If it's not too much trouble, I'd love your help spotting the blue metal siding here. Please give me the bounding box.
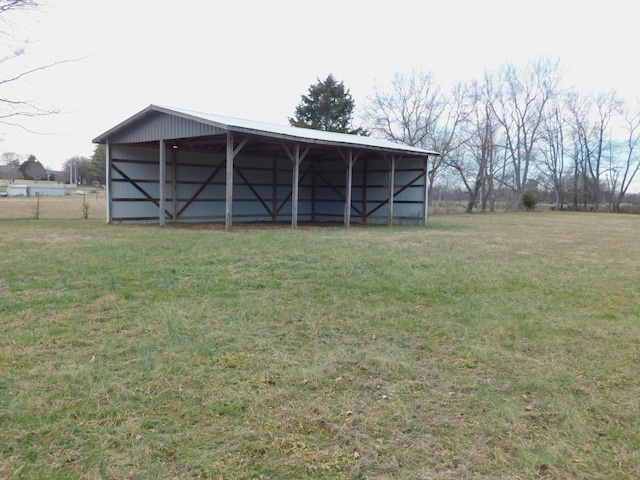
[109,111,224,144]
[108,143,427,225]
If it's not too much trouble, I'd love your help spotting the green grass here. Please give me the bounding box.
[1,213,639,479]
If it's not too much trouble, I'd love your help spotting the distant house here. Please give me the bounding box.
[7,184,28,197]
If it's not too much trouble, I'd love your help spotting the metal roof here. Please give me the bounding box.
[93,105,439,157]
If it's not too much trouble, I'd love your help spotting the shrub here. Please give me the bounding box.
[523,191,537,211]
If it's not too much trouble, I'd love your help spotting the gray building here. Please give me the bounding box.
[27,184,66,196]
[93,105,439,230]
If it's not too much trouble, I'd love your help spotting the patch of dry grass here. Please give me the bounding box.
[0,192,105,220]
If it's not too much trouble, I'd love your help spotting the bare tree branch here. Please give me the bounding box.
[0,1,80,136]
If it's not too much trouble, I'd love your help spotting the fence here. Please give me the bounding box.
[3,195,636,222]
[0,191,106,220]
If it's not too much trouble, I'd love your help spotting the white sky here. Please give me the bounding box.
[1,0,637,171]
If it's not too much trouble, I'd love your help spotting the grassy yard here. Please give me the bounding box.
[0,213,638,479]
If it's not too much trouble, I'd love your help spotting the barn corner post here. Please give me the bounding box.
[423,155,430,226]
[159,139,166,227]
[105,140,112,224]
[225,132,234,232]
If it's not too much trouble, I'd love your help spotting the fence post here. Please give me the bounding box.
[82,193,89,219]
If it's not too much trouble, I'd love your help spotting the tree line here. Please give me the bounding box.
[0,146,105,185]
[2,17,638,214]
[366,60,640,213]
[293,63,640,213]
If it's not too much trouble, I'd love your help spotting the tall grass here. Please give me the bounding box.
[1,213,638,479]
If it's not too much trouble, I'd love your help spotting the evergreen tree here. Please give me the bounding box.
[19,155,46,181]
[89,144,106,185]
[289,74,368,135]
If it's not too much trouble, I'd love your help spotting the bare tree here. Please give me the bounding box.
[433,80,474,183]
[565,91,592,210]
[364,70,445,188]
[365,70,442,147]
[0,0,69,131]
[537,97,567,210]
[1,150,22,164]
[608,101,640,212]
[364,70,471,195]
[446,80,498,212]
[486,57,563,210]
[565,90,623,211]
[0,150,23,182]
[588,90,622,211]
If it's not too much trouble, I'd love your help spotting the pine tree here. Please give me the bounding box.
[89,144,106,185]
[289,74,368,135]
[19,155,47,181]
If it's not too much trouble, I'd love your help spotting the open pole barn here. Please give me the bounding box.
[93,105,439,230]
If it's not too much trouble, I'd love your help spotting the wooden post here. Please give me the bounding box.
[106,140,112,224]
[225,133,234,231]
[311,161,316,222]
[388,155,395,226]
[172,146,178,222]
[362,158,368,224]
[423,156,430,226]
[272,156,278,221]
[292,143,300,230]
[159,139,166,227]
[345,151,353,228]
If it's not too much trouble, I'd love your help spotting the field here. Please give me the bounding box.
[0,190,106,220]
[1,213,638,479]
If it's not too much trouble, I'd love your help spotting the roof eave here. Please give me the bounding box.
[92,104,232,144]
[92,105,155,144]
[226,125,439,156]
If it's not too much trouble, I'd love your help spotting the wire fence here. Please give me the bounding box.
[2,194,636,222]
[0,192,106,220]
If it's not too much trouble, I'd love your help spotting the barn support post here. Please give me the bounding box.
[362,158,368,223]
[159,139,166,227]
[225,133,235,231]
[423,156,430,226]
[172,147,178,222]
[272,157,278,221]
[344,150,353,228]
[311,161,317,222]
[106,140,111,224]
[388,155,396,226]
[292,143,300,230]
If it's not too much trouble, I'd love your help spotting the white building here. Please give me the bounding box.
[7,184,28,197]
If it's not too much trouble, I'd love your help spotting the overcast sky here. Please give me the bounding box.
[1,0,637,171]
